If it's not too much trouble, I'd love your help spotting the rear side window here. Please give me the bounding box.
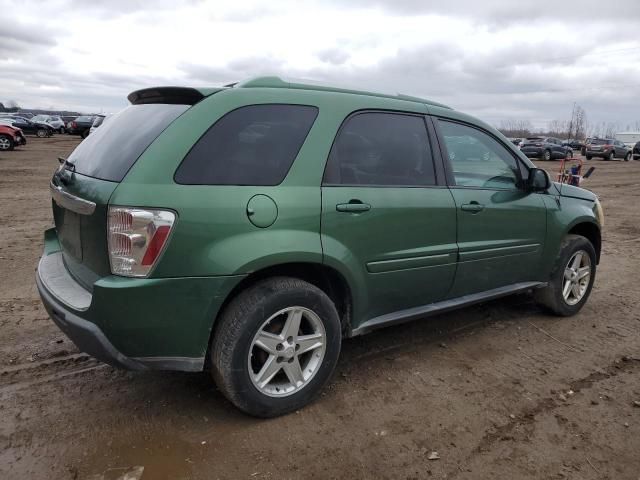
[68,104,189,182]
[174,104,318,186]
[323,112,436,186]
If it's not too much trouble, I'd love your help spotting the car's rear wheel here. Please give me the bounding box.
[36,128,47,138]
[0,134,14,151]
[59,127,65,134]
[543,150,551,161]
[534,234,596,316]
[586,155,593,160]
[211,277,341,417]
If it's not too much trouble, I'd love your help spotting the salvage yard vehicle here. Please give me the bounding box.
[66,115,95,138]
[0,123,27,150]
[585,138,631,161]
[37,77,604,417]
[521,136,572,160]
[31,114,66,133]
[0,116,53,137]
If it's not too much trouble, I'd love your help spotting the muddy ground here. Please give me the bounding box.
[0,135,639,480]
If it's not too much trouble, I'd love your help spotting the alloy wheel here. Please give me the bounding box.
[562,250,591,306]
[248,306,326,397]
[0,137,10,150]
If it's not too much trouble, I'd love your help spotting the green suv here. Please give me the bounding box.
[37,77,603,417]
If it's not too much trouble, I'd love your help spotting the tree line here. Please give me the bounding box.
[498,104,640,140]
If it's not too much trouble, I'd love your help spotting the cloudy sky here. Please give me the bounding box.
[2,0,639,129]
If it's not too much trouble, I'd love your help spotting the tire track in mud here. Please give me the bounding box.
[0,352,104,396]
[456,356,640,471]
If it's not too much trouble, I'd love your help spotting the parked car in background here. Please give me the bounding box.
[586,138,632,161]
[521,137,572,160]
[509,138,524,149]
[615,132,640,149]
[633,141,640,160]
[0,124,27,150]
[0,116,54,137]
[89,114,109,135]
[62,116,77,125]
[37,77,603,417]
[66,115,95,138]
[563,139,584,150]
[31,115,66,133]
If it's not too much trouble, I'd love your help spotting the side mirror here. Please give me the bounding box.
[527,168,550,192]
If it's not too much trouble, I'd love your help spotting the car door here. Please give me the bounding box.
[434,118,548,298]
[321,111,458,323]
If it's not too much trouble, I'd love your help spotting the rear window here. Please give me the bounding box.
[174,104,318,186]
[590,139,607,145]
[68,104,189,182]
[76,116,94,122]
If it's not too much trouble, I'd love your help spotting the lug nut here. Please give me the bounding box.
[288,358,294,363]
[287,336,293,343]
[276,344,283,351]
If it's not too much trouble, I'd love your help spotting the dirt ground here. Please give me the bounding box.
[1,135,639,480]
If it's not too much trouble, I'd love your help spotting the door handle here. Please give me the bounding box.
[461,202,485,213]
[336,201,371,213]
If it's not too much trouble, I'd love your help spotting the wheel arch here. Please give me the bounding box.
[206,262,354,365]
[567,221,601,263]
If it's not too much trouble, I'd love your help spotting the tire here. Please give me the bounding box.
[534,234,597,316]
[542,150,551,161]
[624,152,631,162]
[566,150,573,159]
[59,127,65,134]
[607,151,614,161]
[36,128,47,138]
[0,134,14,151]
[586,155,592,160]
[211,277,342,417]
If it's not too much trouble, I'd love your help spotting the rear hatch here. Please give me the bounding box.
[588,139,606,150]
[51,92,200,290]
[522,137,544,147]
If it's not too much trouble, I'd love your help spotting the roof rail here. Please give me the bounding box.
[234,76,451,109]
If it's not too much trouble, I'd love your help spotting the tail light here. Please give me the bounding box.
[71,121,77,129]
[107,207,176,277]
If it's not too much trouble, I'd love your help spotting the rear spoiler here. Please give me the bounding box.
[127,87,205,106]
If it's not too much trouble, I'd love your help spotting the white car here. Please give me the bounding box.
[31,115,66,133]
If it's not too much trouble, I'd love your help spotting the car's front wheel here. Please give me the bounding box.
[535,234,596,316]
[607,151,615,161]
[211,277,341,417]
[624,152,631,162]
[0,134,14,151]
[36,128,48,138]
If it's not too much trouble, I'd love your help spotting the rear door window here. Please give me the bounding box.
[323,112,436,186]
[68,104,189,182]
[174,104,318,186]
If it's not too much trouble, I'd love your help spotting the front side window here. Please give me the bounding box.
[323,112,436,186]
[438,120,520,190]
[175,104,318,186]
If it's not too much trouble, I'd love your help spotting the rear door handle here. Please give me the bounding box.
[336,201,371,213]
[461,202,485,213]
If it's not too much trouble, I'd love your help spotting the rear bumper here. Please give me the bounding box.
[36,229,245,371]
[521,148,543,157]
[36,258,146,370]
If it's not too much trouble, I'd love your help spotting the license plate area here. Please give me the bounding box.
[55,207,83,260]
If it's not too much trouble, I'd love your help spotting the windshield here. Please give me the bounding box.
[32,115,48,122]
[68,104,189,182]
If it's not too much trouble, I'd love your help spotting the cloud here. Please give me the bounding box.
[0,0,639,129]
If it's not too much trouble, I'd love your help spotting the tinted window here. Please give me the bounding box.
[323,112,435,186]
[591,139,606,145]
[438,120,520,190]
[175,104,318,186]
[68,104,189,182]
